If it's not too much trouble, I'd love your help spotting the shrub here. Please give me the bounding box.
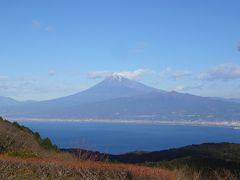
[34,132,41,140]
[5,150,38,158]
[41,138,59,152]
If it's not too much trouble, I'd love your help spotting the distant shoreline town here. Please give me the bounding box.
[9,118,240,130]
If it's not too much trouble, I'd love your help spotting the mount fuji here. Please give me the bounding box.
[1,76,240,121]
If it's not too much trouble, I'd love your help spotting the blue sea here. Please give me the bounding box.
[19,121,240,154]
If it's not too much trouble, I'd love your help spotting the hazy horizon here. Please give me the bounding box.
[1,75,240,102]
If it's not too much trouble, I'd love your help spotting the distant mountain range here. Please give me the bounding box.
[1,75,240,121]
[0,96,19,107]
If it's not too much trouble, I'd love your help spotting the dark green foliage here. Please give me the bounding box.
[125,150,147,155]
[34,132,41,140]
[6,150,38,158]
[107,143,240,179]
[12,121,35,136]
[109,143,240,164]
[0,147,5,153]
[41,138,59,152]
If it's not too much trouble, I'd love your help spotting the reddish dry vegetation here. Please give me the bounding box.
[0,118,175,179]
[0,154,175,180]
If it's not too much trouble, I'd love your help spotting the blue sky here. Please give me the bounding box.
[0,0,240,100]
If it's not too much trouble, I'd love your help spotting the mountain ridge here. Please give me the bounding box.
[1,76,240,121]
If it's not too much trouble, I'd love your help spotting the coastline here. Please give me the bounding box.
[8,117,240,129]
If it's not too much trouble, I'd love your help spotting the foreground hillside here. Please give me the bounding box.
[66,143,240,179]
[0,117,174,180]
[0,155,174,180]
[1,116,240,179]
[109,143,240,179]
[0,117,60,158]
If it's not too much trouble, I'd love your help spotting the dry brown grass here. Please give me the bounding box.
[0,118,176,179]
[175,167,240,180]
[0,119,43,154]
[0,118,75,161]
[0,155,175,180]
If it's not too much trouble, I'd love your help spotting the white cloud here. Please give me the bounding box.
[88,69,149,80]
[174,84,203,92]
[112,69,148,79]
[160,67,193,80]
[197,63,240,81]
[174,85,186,91]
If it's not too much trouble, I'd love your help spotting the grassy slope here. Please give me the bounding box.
[0,118,45,155]
[0,117,174,180]
[0,155,175,180]
[0,117,64,159]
